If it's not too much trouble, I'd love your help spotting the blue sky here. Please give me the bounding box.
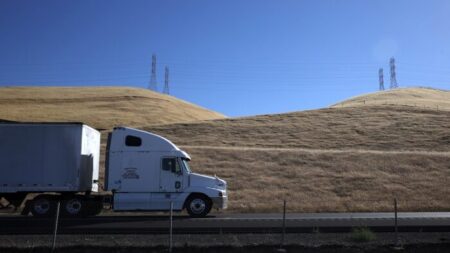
[0,0,449,116]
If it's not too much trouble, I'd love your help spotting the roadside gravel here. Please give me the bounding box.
[0,232,448,252]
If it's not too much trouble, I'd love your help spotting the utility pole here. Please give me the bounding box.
[379,68,384,91]
[149,54,157,91]
[163,66,169,95]
[390,57,398,89]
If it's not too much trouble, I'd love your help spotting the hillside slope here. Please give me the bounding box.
[332,87,450,110]
[144,88,450,213]
[147,106,449,152]
[0,86,225,129]
[2,86,448,213]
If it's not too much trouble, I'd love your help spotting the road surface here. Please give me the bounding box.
[0,212,449,234]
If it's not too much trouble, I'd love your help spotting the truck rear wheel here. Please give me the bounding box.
[62,197,84,217]
[186,195,211,218]
[30,195,56,218]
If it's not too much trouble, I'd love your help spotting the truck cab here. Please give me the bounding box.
[105,127,227,217]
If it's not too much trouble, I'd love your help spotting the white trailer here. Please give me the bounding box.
[0,123,227,218]
[0,123,100,193]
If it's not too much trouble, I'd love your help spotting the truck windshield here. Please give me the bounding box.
[182,159,191,173]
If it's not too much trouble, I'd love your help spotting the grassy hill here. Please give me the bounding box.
[144,88,450,213]
[0,86,225,129]
[332,87,450,110]
[1,86,448,213]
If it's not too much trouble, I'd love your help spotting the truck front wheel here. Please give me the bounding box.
[186,195,211,218]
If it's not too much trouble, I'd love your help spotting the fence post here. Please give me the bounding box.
[169,201,173,253]
[280,199,286,249]
[51,201,61,253]
[394,198,400,247]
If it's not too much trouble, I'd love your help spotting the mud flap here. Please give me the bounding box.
[20,200,31,216]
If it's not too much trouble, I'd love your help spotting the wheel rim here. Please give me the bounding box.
[190,198,206,214]
[33,198,50,215]
[65,198,82,215]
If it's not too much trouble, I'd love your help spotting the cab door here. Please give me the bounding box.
[159,157,183,192]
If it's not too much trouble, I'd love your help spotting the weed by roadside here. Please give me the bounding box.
[351,227,376,242]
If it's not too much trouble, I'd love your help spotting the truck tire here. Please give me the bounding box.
[62,197,85,217]
[30,195,56,218]
[186,195,212,218]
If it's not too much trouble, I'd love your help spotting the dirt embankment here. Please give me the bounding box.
[0,233,449,253]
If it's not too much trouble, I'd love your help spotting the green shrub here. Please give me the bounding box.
[351,227,376,242]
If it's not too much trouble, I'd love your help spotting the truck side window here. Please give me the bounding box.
[125,135,141,147]
[162,158,181,174]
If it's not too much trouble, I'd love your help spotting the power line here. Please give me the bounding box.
[378,68,384,91]
[390,57,398,89]
[149,54,157,91]
[163,66,169,95]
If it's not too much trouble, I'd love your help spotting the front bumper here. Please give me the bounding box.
[211,196,228,209]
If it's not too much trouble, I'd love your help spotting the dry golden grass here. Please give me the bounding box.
[332,87,450,111]
[142,106,450,212]
[185,147,449,212]
[0,86,225,129]
[146,106,450,152]
[142,88,449,212]
[2,86,449,212]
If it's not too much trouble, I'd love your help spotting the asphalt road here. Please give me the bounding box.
[0,212,449,234]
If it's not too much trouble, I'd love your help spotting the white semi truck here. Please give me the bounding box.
[0,123,227,218]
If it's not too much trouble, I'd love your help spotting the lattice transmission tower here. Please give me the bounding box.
[390,57,398,89]
[378,68,384,91]
[149,54,158,91]
[163,66,170,95]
